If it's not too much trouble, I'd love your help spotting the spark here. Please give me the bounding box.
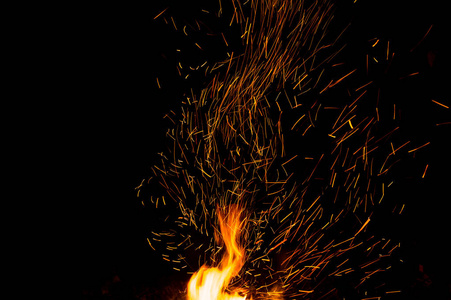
[355,218,371,237]
[410,24,434,52]
[431,99,449,109]
[153,7,168,20]
[422,164,429,178]
[408,141,430,154]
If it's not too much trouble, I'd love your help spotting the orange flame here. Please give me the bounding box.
[187,205,248,300]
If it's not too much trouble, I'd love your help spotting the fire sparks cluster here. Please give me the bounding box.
[138,0,440,299]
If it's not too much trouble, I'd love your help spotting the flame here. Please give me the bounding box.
[187,205,248,300]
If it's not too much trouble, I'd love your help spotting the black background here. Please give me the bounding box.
[50,0,450,298]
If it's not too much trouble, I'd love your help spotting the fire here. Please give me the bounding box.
[187,205,248,300]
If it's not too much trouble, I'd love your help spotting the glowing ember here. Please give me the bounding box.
[187,205,247,300]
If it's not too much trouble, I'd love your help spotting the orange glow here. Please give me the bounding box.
[187,205,248,300]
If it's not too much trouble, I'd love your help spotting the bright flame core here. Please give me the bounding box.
[187,205,247,300]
